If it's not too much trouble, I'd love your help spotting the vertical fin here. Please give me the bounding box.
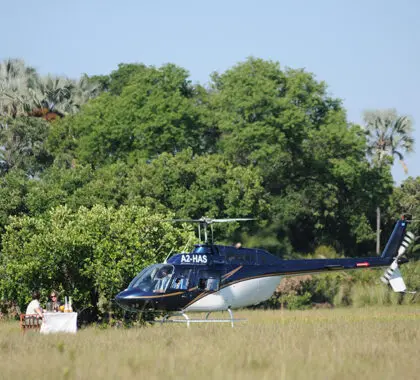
[380,220,408,258]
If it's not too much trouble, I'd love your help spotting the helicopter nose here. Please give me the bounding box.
[115,290,149,312]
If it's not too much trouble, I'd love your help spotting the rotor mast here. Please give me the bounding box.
[170,217,254,244]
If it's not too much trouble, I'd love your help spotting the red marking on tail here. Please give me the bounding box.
[356,262,370,267]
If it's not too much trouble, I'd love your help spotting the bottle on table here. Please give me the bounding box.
[64,296,70,313]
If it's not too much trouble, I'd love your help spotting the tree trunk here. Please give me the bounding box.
[376,206,381,254]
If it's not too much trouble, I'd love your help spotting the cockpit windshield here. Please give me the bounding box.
[128,264,174,293]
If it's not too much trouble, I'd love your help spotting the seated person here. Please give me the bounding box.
[172,277,188,290]
[48,291,61,312]
[153,269,171,293]
[25,291,43,318]
[198,278,207,290]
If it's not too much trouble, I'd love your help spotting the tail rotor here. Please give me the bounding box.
[380,231,416,293]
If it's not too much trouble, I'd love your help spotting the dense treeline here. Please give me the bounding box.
[0,57,418,317]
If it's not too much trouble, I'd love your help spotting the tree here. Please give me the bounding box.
[0,117,52,175]
[209,58,346,192]
[24,150,269,242]
[0,59,37,118]
[1,58,100,121]
[207,58,389,255]
[0,170,29,233]
[125,150,269,228]
[0,205,193,318]
[389,177,420,259]
[48,63,215,166]
[363,109,415,253]
[108,63,147,96]
[29,74,100,118]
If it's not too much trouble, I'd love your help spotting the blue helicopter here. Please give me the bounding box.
[115,217,415,325]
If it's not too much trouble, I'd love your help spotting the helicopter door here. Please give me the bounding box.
[169,268,193,300]
[197,270,221,292]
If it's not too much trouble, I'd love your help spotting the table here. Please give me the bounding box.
[40,312,78,334]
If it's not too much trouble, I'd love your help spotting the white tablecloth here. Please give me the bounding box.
[40,312,78,334]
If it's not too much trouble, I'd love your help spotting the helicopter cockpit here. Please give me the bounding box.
[128,264,175,293]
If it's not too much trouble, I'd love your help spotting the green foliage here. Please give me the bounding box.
[334,263,420,307]
[125,151,268,227]
[389,177,420,259]
[0,170,29,232]
[0,205,193,317]
[350,284,401,307]
[0,59,37,117]
[25,163,126,216]
[265,261,420,310]
[364,109,414,171]
[107,63,147,96]
[0,116,52,175]
[207,57,393,255]
[49,64,214,167]
[0,58,100,119]
[23,150,268,243]
[43,57,397,256]
[313,245,340,258]
[0,57,415,320]
[278,292,312,310]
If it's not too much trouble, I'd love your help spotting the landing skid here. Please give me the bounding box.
[153,309,246,328]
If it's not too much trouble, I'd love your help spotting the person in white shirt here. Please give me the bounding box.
[25,291,43,317]
[153,268,171,293]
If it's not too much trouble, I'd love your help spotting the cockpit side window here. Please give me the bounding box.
[128,264,174,293]
[197,270,220,291]
[152,265,174,293]
[170,268,192,290]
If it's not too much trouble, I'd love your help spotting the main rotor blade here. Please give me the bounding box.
[166,217,255,224]
[210,218,255,223]
[168,219,203,223]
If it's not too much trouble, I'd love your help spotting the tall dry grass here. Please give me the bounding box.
[0,306,419,380]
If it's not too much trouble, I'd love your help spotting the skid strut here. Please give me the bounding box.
[155,308,245,328]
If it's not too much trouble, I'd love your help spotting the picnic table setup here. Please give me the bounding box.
[40,311,77,334]
[21,296,77,334]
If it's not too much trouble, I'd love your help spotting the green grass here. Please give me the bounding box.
[1,306,419,380]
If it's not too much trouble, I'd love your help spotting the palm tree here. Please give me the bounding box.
[0,59,37,117]
[1,59,101,120]
[29,75,73,117]
[363,109,414,253]
[69,74,101,111]
[29,74,100,118]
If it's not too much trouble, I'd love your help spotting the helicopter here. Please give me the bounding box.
[115,217,416,326]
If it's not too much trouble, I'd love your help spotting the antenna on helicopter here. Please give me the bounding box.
[169,217,255,244]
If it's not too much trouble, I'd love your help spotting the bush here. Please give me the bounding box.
[261,261,420,310]
[0,204,193,321]
[0,299,21,320]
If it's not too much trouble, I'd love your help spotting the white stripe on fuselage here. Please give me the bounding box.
[184,275,282,312]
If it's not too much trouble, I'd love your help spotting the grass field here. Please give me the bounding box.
[1,306,419,380]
